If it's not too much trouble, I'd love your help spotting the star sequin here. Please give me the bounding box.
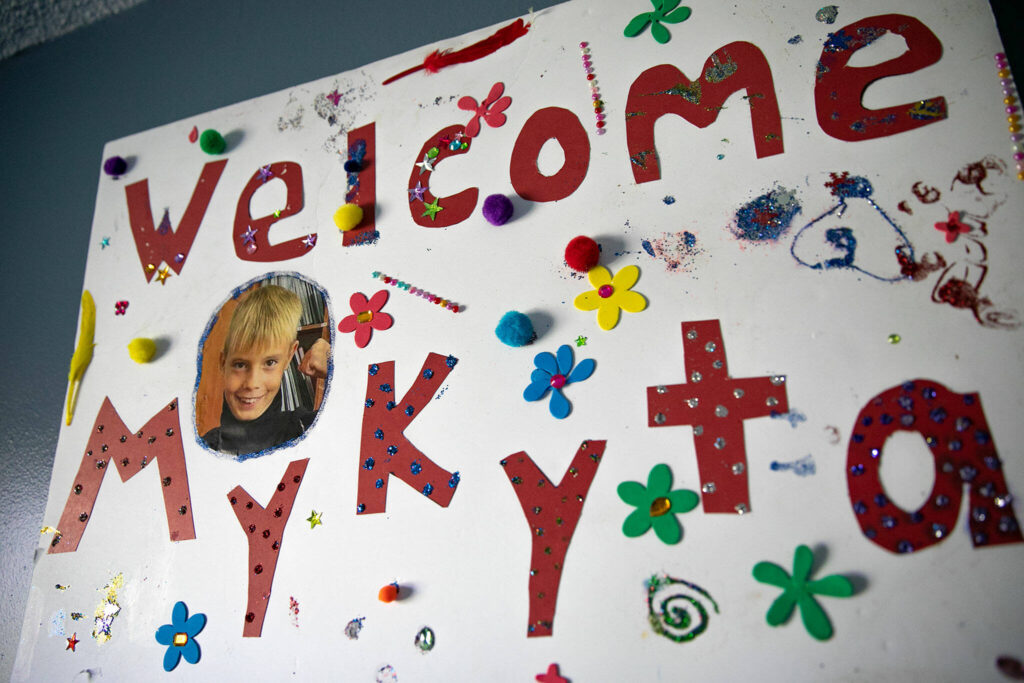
[415,155,435,175]
[273,209,282,218]
[302,234,317,249]
[535,663,568,683]
[100,237,110,249]
[326,89,342,106]
[307,510,323,529]
[575,335,587,347]
[66,633,79,651]
[156,266,172,285]
[115,301,129,315]
[257,165,274,183]
[408,181,427,202]
[241,227,258,245]
[421,199,443,220]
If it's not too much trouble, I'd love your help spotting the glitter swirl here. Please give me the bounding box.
[646,574,719,642]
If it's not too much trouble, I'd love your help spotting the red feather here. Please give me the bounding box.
[383,19,530,85]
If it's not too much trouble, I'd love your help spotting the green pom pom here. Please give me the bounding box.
[199,129,226,155]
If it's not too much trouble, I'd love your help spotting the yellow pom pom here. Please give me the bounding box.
[128,337,158,364]
[333,203,363,232]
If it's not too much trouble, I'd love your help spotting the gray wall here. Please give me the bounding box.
[0,1,1019,679]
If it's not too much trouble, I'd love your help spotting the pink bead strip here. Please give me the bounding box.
[371,271,461,312]
[580,41,607,136]
[994,52,1024,181]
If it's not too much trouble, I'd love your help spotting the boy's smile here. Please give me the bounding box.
[220,339,299,422]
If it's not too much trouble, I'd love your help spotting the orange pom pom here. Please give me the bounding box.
[378,583,399,603]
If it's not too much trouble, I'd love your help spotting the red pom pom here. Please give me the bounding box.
[565,235,600,272]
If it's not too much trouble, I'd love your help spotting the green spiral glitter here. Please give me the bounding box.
[646,574,719,642]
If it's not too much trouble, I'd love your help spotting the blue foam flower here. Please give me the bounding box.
[523,344,595,419]
[154,601,206,672]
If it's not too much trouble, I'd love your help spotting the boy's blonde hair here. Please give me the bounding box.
[222,284,302,356]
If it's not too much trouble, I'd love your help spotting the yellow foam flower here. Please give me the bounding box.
[574,265,647,330]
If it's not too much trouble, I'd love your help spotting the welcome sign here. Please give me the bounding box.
[14,0,1024,680]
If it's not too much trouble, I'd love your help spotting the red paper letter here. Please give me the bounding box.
[357,354,460,513]
[125,160,227,281]
[501,440,605,637]
[847,380,1022,554]
[625,42,784,185]
[341,123,378,246]
[407,125,477,228]
[48,397,195,553]
[815,14,947,141]
[234,161,309,261]
[647,321,789,514]
[228,458,308,637]
[510,107,590,202]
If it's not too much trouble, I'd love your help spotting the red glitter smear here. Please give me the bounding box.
[996,655,1024,680]
[911,181,940,203]
[951,156,1005,196]
[896,247,945,282]
[932,274,1020,329]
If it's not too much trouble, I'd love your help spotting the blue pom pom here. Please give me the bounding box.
[495,311,535,347]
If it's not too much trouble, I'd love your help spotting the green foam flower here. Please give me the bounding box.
[752,544,854,641]
[624,0,692,44]
[617,464,699,544]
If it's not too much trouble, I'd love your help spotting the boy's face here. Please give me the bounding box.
[220,339,299,422]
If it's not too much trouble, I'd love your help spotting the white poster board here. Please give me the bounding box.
[15,0,1024,680]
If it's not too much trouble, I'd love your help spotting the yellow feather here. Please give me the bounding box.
[65,290,96,425]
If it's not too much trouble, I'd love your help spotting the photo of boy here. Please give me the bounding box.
[200,284,330,456]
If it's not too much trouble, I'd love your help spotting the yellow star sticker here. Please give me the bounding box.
[155,265,172,285]
[307,510,322,529]
[421,199,443,221]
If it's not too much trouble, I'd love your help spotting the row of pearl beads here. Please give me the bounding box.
[995,53,1024,181]
[580,42,607,135]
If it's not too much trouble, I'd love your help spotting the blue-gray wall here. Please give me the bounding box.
[0,1,1019,679]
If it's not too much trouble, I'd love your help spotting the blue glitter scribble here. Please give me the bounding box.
[422,483,434,496]
[363,458,375,470]
[368,364,379,376]
[365,398,374,408]
[404,405,415,416]
[374,428,383,440]
[448,472,460,488]
[732,187,802,242]
[790,172,914,282]
[375,478,384,488]
[771,409,807,428]
[411,460,422,475]
[387,445,398,455]
[683,231,696,247]
[445,355,458,368]
[788,35,803,44]
[663,196,676,205]
[379,383,392,393]
[770,455,816,476]
[423,368,434,379]
[641,239,656,257]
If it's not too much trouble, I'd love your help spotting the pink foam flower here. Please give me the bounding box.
[338,290,393,348]
[458,82,512,138]
[934,211,971,243]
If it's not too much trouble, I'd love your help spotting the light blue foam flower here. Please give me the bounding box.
[155,601,206,671]
[523,344,595,418]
